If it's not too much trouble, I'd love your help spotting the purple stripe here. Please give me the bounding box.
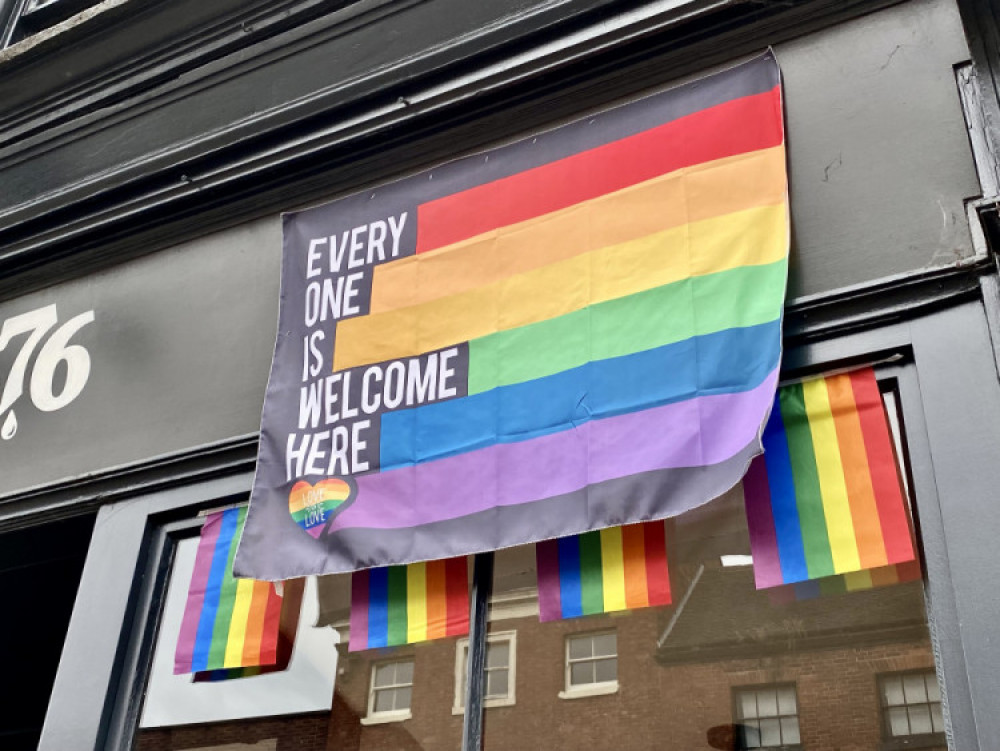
[349,569,370,651]
[334,370,777,532]
[536,540,563,622]
[743,455,784,588]
[174,512,224,674]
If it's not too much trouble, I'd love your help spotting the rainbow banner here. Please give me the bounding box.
[175,508,297,674]
[349,558,469,651]
[238,53,788,579]
[537,521,671,622]
[766,560,921,605]
[744,368,916,589]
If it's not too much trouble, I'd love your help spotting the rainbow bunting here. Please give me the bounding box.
[238,52,789,580]
[349,558,469,651]
[174,508,293,674]
[766,560,922,605]
[536,521,672,622]
[744,368,916,589]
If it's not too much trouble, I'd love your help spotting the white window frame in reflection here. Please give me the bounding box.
[878,669,946,741]
[559,630,618,700]
[453,630,517,713]
[733,684,801,750]
[361,658,415,725]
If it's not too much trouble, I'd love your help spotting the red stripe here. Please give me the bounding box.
[444,557,470,636]
[415,87,783,253]
[848,370,916,565]
[642,522,672,606]
[258,583,283,666]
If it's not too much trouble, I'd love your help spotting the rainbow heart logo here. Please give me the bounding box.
[288,478,356,538]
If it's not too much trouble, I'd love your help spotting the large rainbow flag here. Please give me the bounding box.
[175,508,299,674]
[743,368,916,589]
[237,52,789,579]
[349,558,469,651]
[537,521,671,622]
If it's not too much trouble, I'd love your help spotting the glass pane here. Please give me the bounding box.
[742,720,761,749]
[487,642,509,668]
[780,717,800,744]
[903,673,928,703]
[593,633,617,657]
[738,691,758,719]
[888,706,911,736]
[568,636,592,660]
[909,705,933,735]
[883,677,905,706]
[374,689,395,713]
[777,686,797,715]
[927,674,941,702]
[373,663,396,687]
[756,689,778,718]
[570,662,593,686]
[394,686,413,712]
[395,660,414,685]
[595,657,617,684]
[487,669,509,698]
[931,702,944,732]
[760,718,781,746]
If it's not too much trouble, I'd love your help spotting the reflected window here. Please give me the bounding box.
[734,684,801,750]
[455,631,517,711]
[364,659,414,724]
[562,631,618,698]
[880,670,945,741]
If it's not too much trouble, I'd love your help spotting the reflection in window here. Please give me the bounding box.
[880,670,944,739]
[565,632,617,692]
[455,631,516,710]
[733,684,801,750]
[365,660,414,722]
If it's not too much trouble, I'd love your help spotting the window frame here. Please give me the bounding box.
[731,683,803,751]
[559,630,619,700]
[361,658,415,726]
[453,630,517,713]
[877,669,947,750]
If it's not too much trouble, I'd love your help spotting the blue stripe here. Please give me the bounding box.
[761,397,810,584]
[793,578,821,600]
[191,508,240,672]
[380,320,781,470]
[557,537,584,619]
[367,567,390,648]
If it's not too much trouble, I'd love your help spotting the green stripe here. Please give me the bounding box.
[578,532,605,615]
[780,385,836,579]
[207,506,247,669]
[818,575,847,597]
[468,260,786,394]
[387,566,409,646]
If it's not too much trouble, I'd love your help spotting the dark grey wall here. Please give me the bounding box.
[0,0,983,499]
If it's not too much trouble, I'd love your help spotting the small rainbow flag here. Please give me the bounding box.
[349,558,469,651]
[536,521,672,622]
[175,508,294,674]
[744,367,916,589]
[766,560,921,605]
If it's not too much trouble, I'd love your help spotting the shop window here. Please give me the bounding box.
[454,631,517,711]
[362,659,414,725]
[879,670,945,746]
[560,631,618,699]
[733,684,801,750]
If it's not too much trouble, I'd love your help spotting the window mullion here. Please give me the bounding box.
[461,551,494,751]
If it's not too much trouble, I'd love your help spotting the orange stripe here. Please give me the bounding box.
[425,560,448,640]
[869,565,900,587]
[241,580,271,666]
[621,524,650,609]
[826,373,889,569]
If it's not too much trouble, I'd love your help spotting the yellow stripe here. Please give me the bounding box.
[406,562,428,643]
[599,527,627,612]
[802,378,862,574]
[371,146,787,314]
[843,569,873,591]
[224,577,256,668]
[334,201,787,371]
